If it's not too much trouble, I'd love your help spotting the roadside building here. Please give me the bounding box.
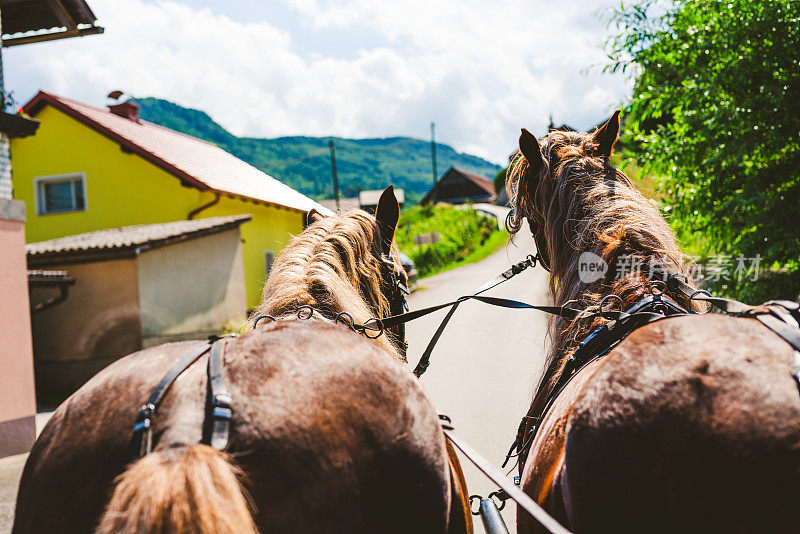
[421,167,495,205]
[26,215,250,402]
[12,91,330,309]
[358,188,404,214]
[318,188,404,214]
[0,0,103,458]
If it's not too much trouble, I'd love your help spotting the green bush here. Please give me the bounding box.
[396,204,499,277]
[606,0,800,302]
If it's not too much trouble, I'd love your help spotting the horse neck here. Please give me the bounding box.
[530,169,692,414]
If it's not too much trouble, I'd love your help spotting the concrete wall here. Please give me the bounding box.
[29,258,141,403]
[0,199,36,457]
[138,227,247,347]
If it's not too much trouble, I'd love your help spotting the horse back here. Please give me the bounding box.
[14,321,451,534]
[561,314,800,533]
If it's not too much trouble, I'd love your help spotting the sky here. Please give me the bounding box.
[5,0,633,165]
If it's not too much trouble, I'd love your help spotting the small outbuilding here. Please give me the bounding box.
[421,167,495,205]
[318,188,404,214]
[26,215,250,403]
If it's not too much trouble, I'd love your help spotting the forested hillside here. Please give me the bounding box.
[136,97,500,204]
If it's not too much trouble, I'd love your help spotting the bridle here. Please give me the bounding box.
[505,209,551,272]
[378,252,411,359]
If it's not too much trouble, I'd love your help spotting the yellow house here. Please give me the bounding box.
[13,91,330,308]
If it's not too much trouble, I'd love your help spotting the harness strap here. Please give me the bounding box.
[409,294,582,377]
[132,340,213,459]
[668,275,800,353]
[206,339,233,451]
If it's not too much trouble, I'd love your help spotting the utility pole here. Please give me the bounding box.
[329,139,340,212]
[430,121,438,204]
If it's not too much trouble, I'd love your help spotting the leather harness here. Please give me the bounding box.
[130,254,408,461]
[132,337,233,459]
[505,275,800,478]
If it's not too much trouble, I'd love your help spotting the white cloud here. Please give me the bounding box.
[5,0,631,164]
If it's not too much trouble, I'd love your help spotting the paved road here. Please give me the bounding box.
[0,413,52,533]
[407,228,550,532]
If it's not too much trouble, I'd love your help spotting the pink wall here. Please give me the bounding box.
[0,200,37,457]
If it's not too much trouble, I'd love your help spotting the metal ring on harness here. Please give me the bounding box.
[297,305,314,320]
[649,280,666,297]
[599,294,623,320]
[253,314,276,328]
[488,490,507,511]
[469,495,483,516]
[689,290,713,314]
[362,318,384,339]
[335,311,356,330]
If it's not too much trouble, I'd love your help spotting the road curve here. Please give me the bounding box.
[405,227,551,532]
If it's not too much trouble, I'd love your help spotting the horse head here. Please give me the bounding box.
[252,186,408,360]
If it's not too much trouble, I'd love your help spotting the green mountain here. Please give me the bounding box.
[135,97,501,204]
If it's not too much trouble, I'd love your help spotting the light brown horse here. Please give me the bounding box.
[14,187,472,534]
[506,113,800,533]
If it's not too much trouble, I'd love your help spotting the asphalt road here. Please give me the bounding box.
[407,227,551,532]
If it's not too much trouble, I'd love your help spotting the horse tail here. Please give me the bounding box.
[96,445,257,534]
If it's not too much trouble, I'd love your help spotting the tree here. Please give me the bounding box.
[607,0,800,300]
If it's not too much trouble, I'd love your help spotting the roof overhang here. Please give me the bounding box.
[0,0,104,48]
[0,109,39,137]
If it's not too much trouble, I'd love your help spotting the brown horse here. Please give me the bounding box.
[506,114,800,533]
[14,187,472,534]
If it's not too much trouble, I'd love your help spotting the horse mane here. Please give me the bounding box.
[506,129,698,407]
[248,210,399,359]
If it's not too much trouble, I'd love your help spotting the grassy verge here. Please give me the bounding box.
[418,227,508,279]
[396,204,507,279]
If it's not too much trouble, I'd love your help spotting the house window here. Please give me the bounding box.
[36,174,86,215]
[264,249,275,279]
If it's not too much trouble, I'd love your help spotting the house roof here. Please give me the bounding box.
[27,215,252,262]
[0,0,104,47]
[23,91,330,215]
[318,197,360,213]
[421,167,496,205]
[359,188,404,207]
[448,168,495,196]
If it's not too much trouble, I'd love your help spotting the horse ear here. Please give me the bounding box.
[519,128,544,173]
[375,185,399,253]
[590,109,621,158]
[305,208,325,227]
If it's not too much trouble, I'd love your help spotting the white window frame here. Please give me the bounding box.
[34,173,88,215]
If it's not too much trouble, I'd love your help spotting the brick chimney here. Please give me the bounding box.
[108,100,140,123]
